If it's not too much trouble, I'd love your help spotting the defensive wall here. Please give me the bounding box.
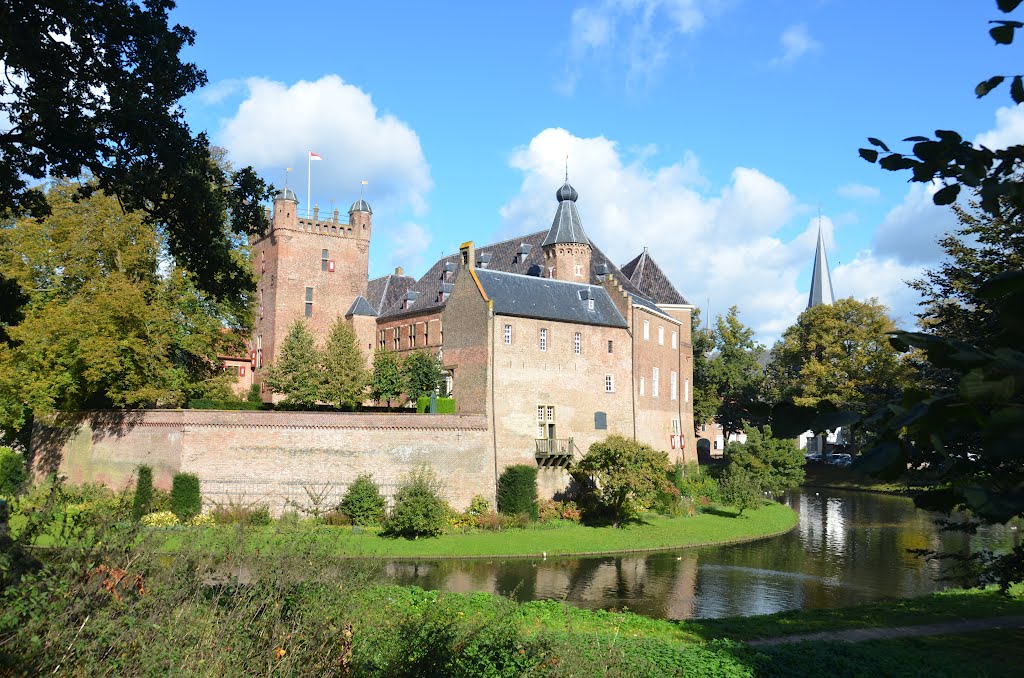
[32,410,492,514]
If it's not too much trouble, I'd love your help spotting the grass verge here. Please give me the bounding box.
[160,500,798,559]
[686,584,1024,641]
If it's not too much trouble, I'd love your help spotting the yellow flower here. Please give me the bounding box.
[274,647,287,660]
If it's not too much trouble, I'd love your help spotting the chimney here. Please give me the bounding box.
[313,205,319,221]
[459,241,475,270]
[395,266,404,276]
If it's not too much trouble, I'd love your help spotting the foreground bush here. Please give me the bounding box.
[383,467,448,538]
[339,474,387,525]
[719,468,763,516]
[170,473,201,522]
[0,446,26,496]
[496,464,538,520]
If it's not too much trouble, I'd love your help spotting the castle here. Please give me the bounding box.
[249,179,698,471]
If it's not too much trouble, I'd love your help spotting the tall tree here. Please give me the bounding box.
[910,199,1024,349]
[690,309,718,428]
[0,181,241,431]
[0,0,271,303]
[403,350,443,401]
[769,298,911,422]
[260,321,322,408]
[320,319,368,410]
[369,350,405,408]
[708,307,766,447]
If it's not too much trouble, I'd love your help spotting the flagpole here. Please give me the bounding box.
[307,152,312,218]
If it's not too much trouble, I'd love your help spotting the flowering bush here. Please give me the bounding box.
[140,511,180,527]
[537,499,582,524]
[186,513,215,528]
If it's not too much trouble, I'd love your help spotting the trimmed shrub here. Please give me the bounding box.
[415,396,456,414]
[719,467,762,515]
[338,474,387,526]
[169,473,202,522]
[496,464,538,520]
[0,446,27,496]
[131,465,153,521]
[383,467,448,538]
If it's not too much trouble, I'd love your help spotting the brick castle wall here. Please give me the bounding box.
[34,410,492,514]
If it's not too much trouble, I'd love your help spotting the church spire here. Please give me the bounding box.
[807,220,835,309]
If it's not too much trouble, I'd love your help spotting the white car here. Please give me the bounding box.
[828,453,853,467]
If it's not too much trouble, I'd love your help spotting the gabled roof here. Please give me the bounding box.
[807,225,835,309]
[377,230,655,321]
[620,250,690,305]
[345,295,377,317]
[475,269,627,328]
[366,272,416,315]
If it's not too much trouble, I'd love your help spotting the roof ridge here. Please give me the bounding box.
[476,267,601,289]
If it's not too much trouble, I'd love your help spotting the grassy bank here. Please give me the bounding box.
[687,584,1024,641]
[160,500,798,559]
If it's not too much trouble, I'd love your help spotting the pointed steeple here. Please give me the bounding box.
[807,222,835,309]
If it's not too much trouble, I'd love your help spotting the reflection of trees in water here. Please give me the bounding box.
[381,492,1018,620]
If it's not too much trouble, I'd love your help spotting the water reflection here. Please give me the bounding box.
[383,489,1017,620]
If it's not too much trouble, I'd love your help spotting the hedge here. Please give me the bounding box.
[170,473,202,521]
[187,399,266,411]
[415,396,456,414]
[496,464,538,520]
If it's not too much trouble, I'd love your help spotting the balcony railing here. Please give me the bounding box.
[535,438,580,467]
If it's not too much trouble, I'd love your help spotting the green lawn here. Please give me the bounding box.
[164,501,797,559]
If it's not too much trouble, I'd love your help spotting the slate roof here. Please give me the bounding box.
[377,230,660,321]
[620,250,689,305]
[475,269,627,328]
[541,182,590,246]
[366,272,416,315]
[807,225,835,309]
[345,296,377,317]
[350,198,372,214]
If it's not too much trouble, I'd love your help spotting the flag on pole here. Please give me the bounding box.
[307,152,323,217]
[309,151,323,161]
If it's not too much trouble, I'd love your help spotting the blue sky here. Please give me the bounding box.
[171,0,1024,344]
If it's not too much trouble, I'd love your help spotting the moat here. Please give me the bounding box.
[383,488,1018,620]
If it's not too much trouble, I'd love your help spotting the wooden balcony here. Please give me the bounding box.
[535,438,580,468]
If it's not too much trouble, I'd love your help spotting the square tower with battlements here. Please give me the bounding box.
[250,187,372,399]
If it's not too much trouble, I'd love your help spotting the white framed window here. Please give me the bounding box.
[576,263,583,277]
[540,328,547,352]
[605,374,614,393]
[643,319,650,340]
[410,323,416,348]
[574,332,581,355]
[671,331,678,349]
[671,371,678,401]
[304,287,313,317]
[639,376,645,396]
[504,324,512,345]
[658,326,664,345]
[652,367,660,398]
[672,419,681,434]
[685,378,690,403]
[321,248,329,271]
[256,334,263,368]
[588,298,595,311]
[537,405,555,438]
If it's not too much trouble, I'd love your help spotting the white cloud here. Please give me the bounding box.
[832,253,924,330]
[219,75,431,214]
[872,182,957,265]
[197,78,246,106]
[385,222,433,274]
[561,0,716,94]
[499,128,829,344]
[975,104,1024,149]
[770,23,821,67]
[837,182,880,200]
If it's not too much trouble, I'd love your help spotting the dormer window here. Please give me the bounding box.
[477,252,492,269]
[402,290,420,310]
[515,243,533,264]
